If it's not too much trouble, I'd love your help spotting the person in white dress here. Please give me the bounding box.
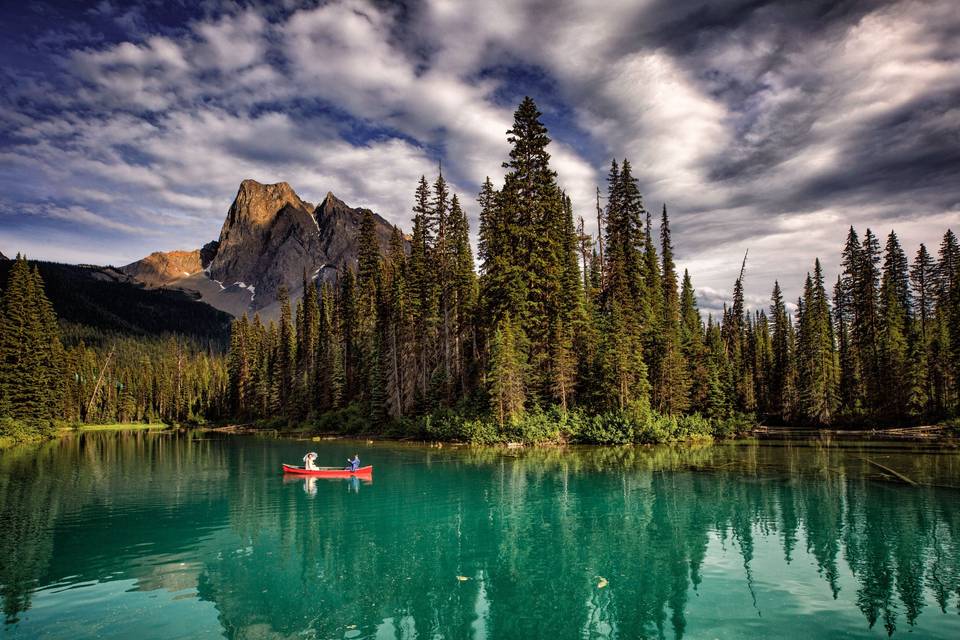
[303,451,319,470]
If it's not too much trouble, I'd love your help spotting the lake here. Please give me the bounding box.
[1,431,959,639]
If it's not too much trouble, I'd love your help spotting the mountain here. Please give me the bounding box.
[120,249,203,287]
[122,179,399,319]
[0,260,232,346]
[0,251,7,260]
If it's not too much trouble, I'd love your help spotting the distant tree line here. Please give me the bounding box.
[0,256,228,441]
[226,97,960,440]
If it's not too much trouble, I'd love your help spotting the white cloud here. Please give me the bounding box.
[194,11,268,72]
[10,202,143,234]
[2,0,957,309]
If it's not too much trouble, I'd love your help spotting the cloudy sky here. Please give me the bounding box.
[1,0,958,314]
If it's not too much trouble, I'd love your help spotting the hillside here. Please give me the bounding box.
[0,260,232,346]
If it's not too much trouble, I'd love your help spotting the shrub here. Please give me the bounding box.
[0,417,59,444]
[311,404,372,435]
[712,413,756,439]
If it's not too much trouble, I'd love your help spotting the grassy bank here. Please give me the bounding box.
[1,419,171,449]
[62,423,170,433]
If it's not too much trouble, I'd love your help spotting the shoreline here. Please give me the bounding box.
[3,421,958,451]
[211,422,959,446]
[61,423,170,433]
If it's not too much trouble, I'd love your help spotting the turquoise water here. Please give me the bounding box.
[1,432,959,639]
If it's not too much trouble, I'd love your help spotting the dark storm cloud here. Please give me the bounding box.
[792,88,960,210]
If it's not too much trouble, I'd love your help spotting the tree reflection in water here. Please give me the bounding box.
[1,432,959,638]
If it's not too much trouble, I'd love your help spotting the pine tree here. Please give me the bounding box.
[878,232,910,419]
[550,321,576,413]
[485,96,578,403]
[356,209,383,413]
[724,253,753,413]
[704,316,731,420]
[936,230,959,408]
[859,229,883,411]
[409,176,435,406]
[338,268,358,405]
[680,270,708,410]
[431,173,453,397]
[769,282,791,420]
[796,260,838,425]
[276,286,295,416]
[837,227,866,415]
[911,244,936,343]
[449,194,478,394]
[0,256,64,425]
[653,204,690,413]
[598,299,650,412]
[488,313,527,427]
[381,226,415,417]
[908,244,937,417]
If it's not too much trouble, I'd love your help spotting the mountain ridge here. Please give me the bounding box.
[122,179,400,319]
[0,260,232,345]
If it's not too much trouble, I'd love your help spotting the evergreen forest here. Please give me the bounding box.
[0,257,228,442]
[1,98,958,444]
[224,98,960,443]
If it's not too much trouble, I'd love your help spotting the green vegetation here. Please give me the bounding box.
[2,98,958,445]
[0,256,227,444]
[224,97,960,442]
[67,423,170,432]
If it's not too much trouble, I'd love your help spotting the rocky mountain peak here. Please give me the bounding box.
[318,191,347,213]
[124,179,401,319]
[228,179,308,228]
[0,251,7,261]
[206,179,315,291]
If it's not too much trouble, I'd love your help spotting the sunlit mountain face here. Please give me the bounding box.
[1,0,958,315]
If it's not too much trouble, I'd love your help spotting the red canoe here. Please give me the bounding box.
[282,464,373,477]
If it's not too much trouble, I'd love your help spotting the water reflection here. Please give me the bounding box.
[0,432,959,638]
[281,474,373,497]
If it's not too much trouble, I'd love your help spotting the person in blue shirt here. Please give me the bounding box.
[346,454,360,472]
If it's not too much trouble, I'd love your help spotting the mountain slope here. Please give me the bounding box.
[121,249,203,287]
[0,260,232,345]
[123,179,400,319]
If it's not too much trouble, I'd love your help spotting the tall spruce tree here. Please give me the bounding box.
[654,204,690,413]
[488,313,527,427]
[879,231,910,418]
[680,270,708,410]
[448,194,478,394]
[796,260,839,425]
[483,96,579,407]
[769,282,791,420]
[0,256,64,425]
[935,230,959,409]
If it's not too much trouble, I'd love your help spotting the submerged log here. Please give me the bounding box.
[860,456,918,486]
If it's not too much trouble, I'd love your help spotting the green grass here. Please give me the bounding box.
[62,423,170,433]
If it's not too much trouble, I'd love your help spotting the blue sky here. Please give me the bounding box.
[1,0,958,314]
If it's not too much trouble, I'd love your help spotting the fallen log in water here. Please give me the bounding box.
[859,456,918,486]
[754,424,953,441]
